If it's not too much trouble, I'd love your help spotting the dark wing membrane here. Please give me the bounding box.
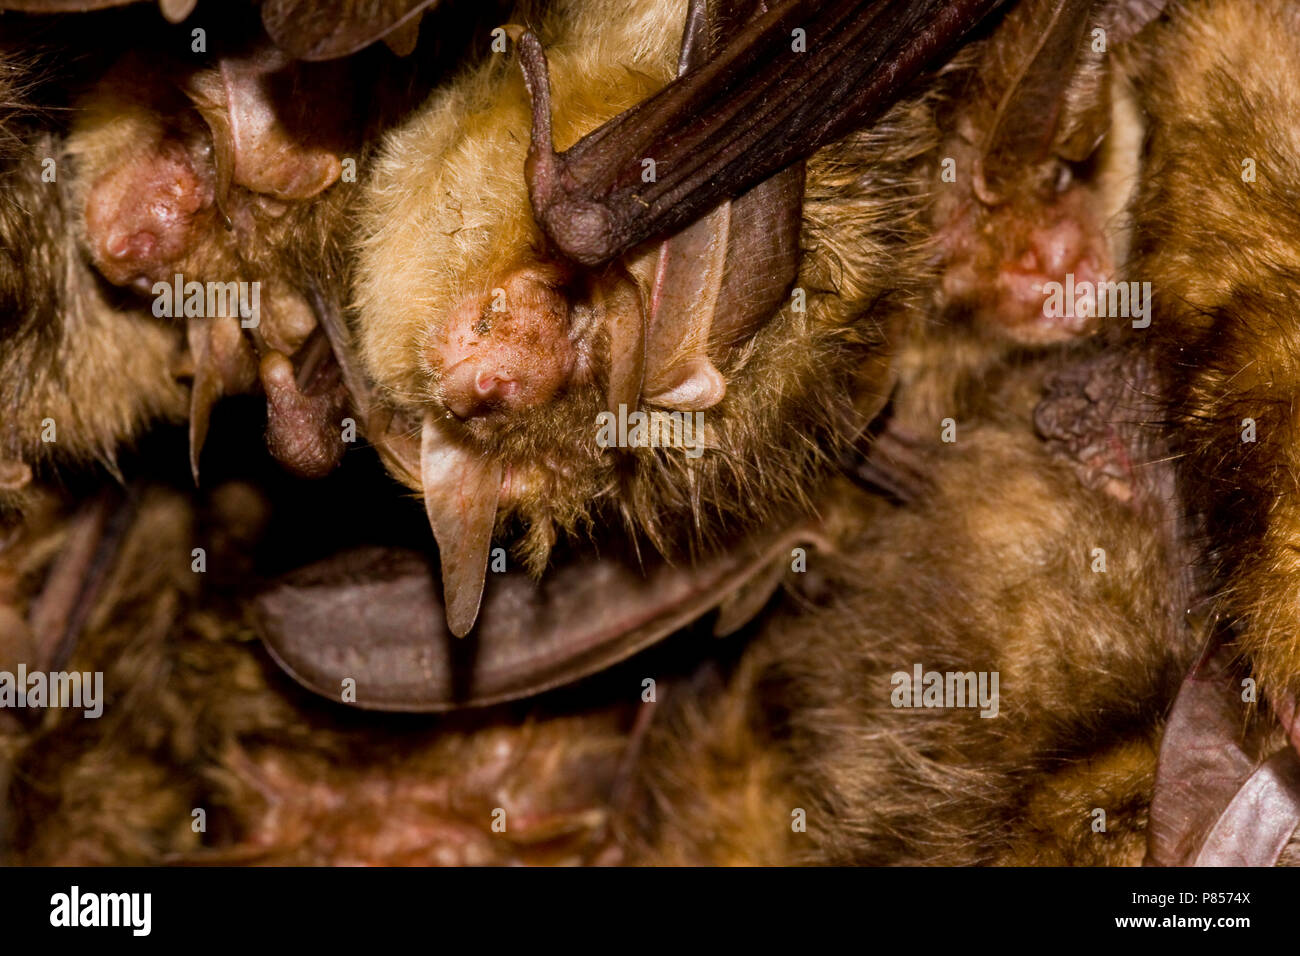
[260,0,438,60]
[522,0,1009,267]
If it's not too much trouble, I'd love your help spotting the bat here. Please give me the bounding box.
[1110,0,1300,865]
[0,0,494,495]
[259,0,1163,710]
[2,477,639,865]
[927,0,1160,346]
[1121,0,1300,705]
[4,348,1222,867]
[350,0,1011,643]
[0,38,190,500]
[624,349,1206,865]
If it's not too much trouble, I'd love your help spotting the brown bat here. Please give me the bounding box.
[1088,0,1300,864]
[7,0,1158,716]
[251,0,1155,711]
[9,0,1295,868]
[0,39,188,503]
[622,349,1207,866]
[0,0,501,495]
[0,6,365,498]
[0,349,1226,868]
[348,0,1015,644]
[65,42,367,484]
[2,477,640,865]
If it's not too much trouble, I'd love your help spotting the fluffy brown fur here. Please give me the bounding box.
[623,357,1202,865]
[1121,0,1300,701]
[0,43,187,486]
[4,478,641,865]
[6,357,1199,867]
[14,0,1275,870]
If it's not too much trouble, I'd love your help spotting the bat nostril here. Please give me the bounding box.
[444,367,520,420]
[475,371,517,399]
[106,229,157,261]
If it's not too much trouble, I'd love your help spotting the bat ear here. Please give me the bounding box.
[636,162,804,414]
[421,412,501,637]
[592,268,646,416]
[185,53,343,209]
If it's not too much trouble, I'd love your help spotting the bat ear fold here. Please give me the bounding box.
[591,269,647,417]
[185,53,343,212]
[644,359,727,412]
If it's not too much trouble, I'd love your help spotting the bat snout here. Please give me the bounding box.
[84,140,213,288]
[432,268,579,421]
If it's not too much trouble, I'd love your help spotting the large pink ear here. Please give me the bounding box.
[640,161,802,412]
[253,521,826,711]
[186,50,343,207]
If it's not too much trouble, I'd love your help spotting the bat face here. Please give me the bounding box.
[0,45,189,489]
[354,0,677,516]
[355,0,932,593]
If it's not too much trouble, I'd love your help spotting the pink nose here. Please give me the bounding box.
[430,266,577,421]
[443,367,521,419]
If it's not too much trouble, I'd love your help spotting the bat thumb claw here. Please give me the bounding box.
[516,31,558,202]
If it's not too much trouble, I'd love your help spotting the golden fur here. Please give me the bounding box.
[1122,0,1300,700]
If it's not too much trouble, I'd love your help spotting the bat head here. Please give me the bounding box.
[354,32,678,567]
[353,1,926,635]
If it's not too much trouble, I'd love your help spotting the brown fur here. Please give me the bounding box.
[1122,0,1300,701]
[5,479,640,865]
[0,45,187,485]
[12,0,1278,869]
[624,358,1201,865]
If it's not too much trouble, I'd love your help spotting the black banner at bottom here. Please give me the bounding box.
[0,865,1276,943]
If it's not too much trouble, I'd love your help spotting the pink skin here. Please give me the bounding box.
[939,185,1112,343]
[84,138,215,294]
[430,268,578,420]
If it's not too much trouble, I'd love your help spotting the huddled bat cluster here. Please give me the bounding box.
[4,0,1300,868]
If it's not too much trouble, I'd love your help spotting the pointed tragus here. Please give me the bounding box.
[421,412,500,637]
